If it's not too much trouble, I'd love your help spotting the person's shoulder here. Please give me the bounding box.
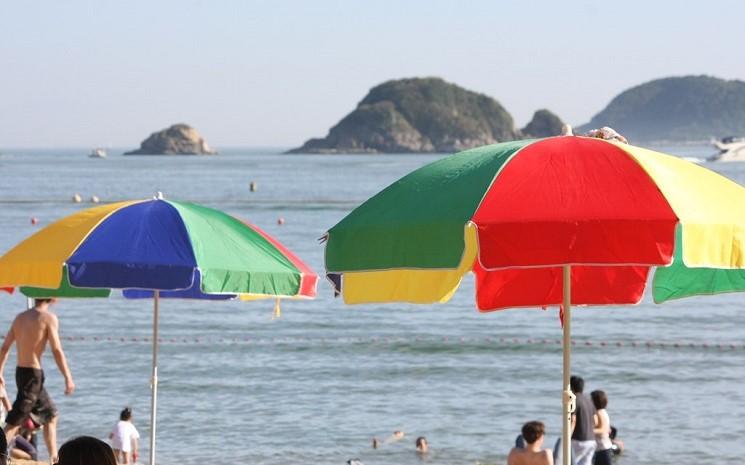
[542,448,554,465]
[14,309,32,321]
[42,311,59,325]
[507,447,523,465]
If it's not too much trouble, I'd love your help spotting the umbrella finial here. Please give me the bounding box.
[154,192,164,200]
[561,124,573,136]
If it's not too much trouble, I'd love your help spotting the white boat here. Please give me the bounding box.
[89,147,107,158]
[709,136,745,162]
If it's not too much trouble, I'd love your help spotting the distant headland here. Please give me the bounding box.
[288,75,745,153]
[286,77,564,154]
[124,124,217,155]
[578,75,745,142]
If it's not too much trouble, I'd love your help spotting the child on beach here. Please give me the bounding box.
[109,407,139,464]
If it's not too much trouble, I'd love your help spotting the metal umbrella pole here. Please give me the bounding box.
[149,291,160,465]
[562,266,575,465]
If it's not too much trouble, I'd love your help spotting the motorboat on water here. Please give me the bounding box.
[709,136,745,162]
[89,147,107,158]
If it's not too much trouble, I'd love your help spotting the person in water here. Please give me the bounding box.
[591,390,613,465]
[415,436,428,454]
[372,430,405,449]
[508,421,553,465]
[0,298,75,463]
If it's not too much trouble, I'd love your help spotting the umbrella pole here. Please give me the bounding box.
[562,265,574,465]
[149,291,160,465]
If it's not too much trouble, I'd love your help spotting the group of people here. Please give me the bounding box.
[346,431,428,465]
[508,375,623,465]
[371,430,428,454]
[0,298,140,463]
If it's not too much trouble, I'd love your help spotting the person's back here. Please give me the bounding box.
[12,308,53,368]
[509,447,553,465]
[508,421,553,465]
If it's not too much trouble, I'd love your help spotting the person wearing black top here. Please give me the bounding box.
[570,376,596,465]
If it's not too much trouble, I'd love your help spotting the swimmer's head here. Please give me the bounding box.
[521,421,545,445]
[415,436,428,453]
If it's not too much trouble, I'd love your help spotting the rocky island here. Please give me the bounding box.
[125,124,217,155]
[288,78,564,154]
[521,109,565,138]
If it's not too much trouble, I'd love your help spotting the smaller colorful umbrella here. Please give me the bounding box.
[0,194,317,465]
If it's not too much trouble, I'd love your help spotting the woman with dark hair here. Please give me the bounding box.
[415,436,428,454]
[591,390,613,465]
[57,436,117,465]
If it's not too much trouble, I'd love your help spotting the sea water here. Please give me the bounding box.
[0,146,743,465]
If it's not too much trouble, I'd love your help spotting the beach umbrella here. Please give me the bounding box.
[322,136,745,465]
[0,194,317,465]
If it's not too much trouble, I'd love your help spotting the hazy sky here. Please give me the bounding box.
[2,0,744,148]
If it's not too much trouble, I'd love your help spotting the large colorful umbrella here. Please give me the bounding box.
[323,136,745,465]
[0,194,317,465]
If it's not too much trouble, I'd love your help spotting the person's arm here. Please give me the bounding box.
[0,321,16,386]
[47,315,75,395]
[545,448,554,465]
[593,412,606,434]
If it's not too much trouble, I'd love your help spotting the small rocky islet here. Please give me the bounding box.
[124,123,217,155]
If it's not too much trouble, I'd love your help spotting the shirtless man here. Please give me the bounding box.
[0,298,75,463]
[508,421,553,465]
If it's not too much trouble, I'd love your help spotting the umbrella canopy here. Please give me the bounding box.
[325,136,745,307]
[0,195,317,465]
[323,135,745,465]
[0,197,317,299]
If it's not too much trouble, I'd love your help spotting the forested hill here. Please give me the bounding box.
[579,76,745,141]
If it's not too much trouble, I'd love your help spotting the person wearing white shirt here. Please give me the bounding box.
[109,407,139,464]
